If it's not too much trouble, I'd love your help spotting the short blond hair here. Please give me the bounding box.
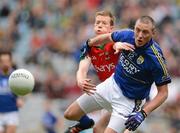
[95,10,115,26]
[137,16,156,30]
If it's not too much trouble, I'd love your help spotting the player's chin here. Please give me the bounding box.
[96,30,104,35]
[135,42,145,47]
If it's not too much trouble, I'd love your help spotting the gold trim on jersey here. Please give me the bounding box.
[150,45,168,77]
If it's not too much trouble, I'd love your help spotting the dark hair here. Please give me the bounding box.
[138,16,156,30]
[95,10,115,26]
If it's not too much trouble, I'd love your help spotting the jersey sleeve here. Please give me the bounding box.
[111,29,133,42]
[150,50,171,86]
[79,42,91,60]
[111,30,125,42]
[80,52,87,60]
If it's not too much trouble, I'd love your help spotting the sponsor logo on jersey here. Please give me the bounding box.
[94,63,116,72]
[120,55,140,74]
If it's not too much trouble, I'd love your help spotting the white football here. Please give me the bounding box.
[8,69,35,96]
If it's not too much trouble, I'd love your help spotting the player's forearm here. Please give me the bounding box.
[88,33,113,47]
[143,85,168,115]
[76,69,88,82]
[76,59,91,82]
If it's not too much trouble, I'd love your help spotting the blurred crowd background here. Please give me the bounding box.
[0,0,179,133]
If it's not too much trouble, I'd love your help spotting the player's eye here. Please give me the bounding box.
[135,28,139,33]
[95,21,100,25]
[142,30,149,35]
[102,21,107,25]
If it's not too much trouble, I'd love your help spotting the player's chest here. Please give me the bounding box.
[90,45,118,62]
[119,51,146,75]
[0,77,9,88]
[0,76,11,94]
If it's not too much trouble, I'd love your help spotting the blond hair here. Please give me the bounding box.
[95,11,115,26]
[138,16,156,30]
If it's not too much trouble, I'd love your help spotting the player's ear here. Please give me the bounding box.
[152,28,156,36]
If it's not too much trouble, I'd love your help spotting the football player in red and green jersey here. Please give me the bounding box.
[64,11,134,133]
[65,10,117,133]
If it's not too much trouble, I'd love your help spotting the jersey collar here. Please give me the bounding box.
[95,43,106,49]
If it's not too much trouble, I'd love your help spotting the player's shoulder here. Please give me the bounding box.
[113,28,134,35]
[146,40,164,64]
[146,40,163,55]
[112,28,134,42]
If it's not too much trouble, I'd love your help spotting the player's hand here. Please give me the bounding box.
[80,40,91,58]
[125,110,147,131]
[114,42,135,54]
[77,78,96,95]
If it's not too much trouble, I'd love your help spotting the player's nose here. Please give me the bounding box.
[98,24,102,28]
[138,32,143,39]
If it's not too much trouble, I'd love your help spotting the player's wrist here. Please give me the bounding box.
[140,109,147,118]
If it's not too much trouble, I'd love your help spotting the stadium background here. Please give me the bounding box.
[0,0,179,132]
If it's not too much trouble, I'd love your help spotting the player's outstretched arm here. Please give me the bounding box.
[76,57,96,95]
[88,33,113,47]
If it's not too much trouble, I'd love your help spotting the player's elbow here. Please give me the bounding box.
[158,85,168,101]
[162,90,168,102]
[164,89,168,100]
